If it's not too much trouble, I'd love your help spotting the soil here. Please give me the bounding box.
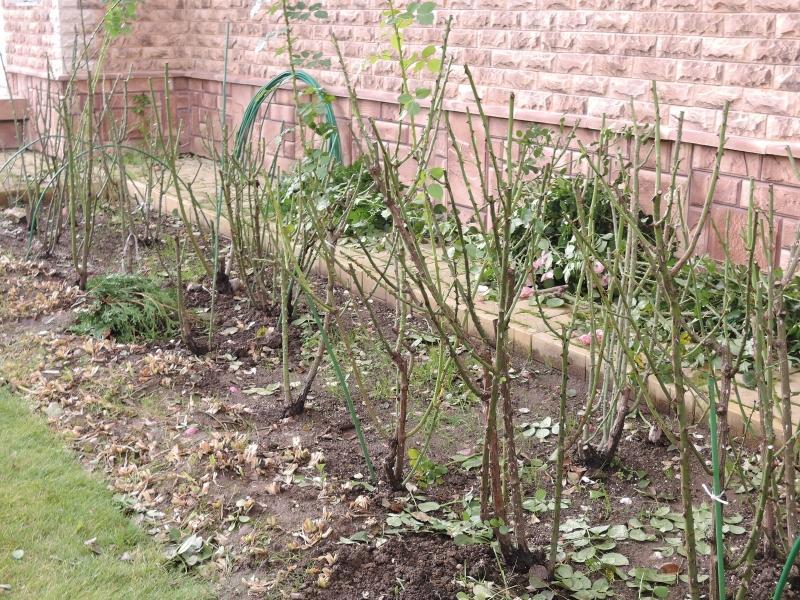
[0,206,796,600]
[310,535,503,600]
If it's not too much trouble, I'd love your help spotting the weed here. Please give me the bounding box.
[407,447,447,489]
[71,274,179,343]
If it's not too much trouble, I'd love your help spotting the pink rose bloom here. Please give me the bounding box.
[577,329,605,346]
[593,261,605,274]
[519,285,534,299]
[532,252,550,270]
[600,274,610,287]
[542,270,554,281]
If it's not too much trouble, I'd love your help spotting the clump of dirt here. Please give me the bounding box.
[310,535,514,599]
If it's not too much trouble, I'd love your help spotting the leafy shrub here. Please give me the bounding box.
[279,153,458,240]
[71,274,178,342]
[522,175,654,289]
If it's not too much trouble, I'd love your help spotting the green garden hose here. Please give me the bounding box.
[232,72,371,475]
[773,536,800,600]
[234,70,342,163]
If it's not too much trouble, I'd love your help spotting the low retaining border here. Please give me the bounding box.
[123,174,798,445]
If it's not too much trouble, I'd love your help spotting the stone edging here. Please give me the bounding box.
[120,177,798,445]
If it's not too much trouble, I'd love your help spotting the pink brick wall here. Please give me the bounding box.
[2,0,800,263]
[89,0,800,144]
[2,0,60,76]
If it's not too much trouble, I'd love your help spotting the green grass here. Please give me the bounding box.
[0,389,212,600]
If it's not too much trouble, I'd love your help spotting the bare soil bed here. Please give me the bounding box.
[0,208,795,599]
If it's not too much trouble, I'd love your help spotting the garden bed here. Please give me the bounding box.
[0,200,794,599]
[119,156,800,445]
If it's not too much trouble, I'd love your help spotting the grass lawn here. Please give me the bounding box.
[0,389,212,599]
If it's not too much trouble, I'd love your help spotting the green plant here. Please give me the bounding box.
[165,530,215,572]
[550,564,614,599]
[103,0,142,37]
[407,447,447,489]
[131,92,152,141]
[71,274,179,342]
[521,416,559,441]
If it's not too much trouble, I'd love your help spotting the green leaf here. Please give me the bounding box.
[594,540,616,551]
[724,514,744,524]
[427,183,444,201]
[415,87,431,99]
[608,524,628,540]
[417,501,440,513]
[421,45,436,58]
[386,515,403,527]
[528,575,549,590]
[650,517,673,532]
[627,567,676,585]
[339,530,369,544]
[426,58,442,73]
[724,524,746,535]
[453,533,478,545]
[472,583,493,600]
[243,383,281,396]
[555,564,573,578]
[545,297,565,308]
[572,546,595,563]
[600,552,629,566]
[428,166,445,179]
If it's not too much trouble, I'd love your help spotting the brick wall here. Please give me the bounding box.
[2,0,62,76]
[2,0,800,263]
[88,0,800,144]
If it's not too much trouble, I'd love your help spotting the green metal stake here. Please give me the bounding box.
[303,289,376,483]
[708,375,726,600]
[773,536,800,600]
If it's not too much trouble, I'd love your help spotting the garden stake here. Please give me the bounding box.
[772,536,800,600]
[708,375,726,600]
[302,288,376,483]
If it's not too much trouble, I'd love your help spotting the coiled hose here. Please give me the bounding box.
[233,70,342,163]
